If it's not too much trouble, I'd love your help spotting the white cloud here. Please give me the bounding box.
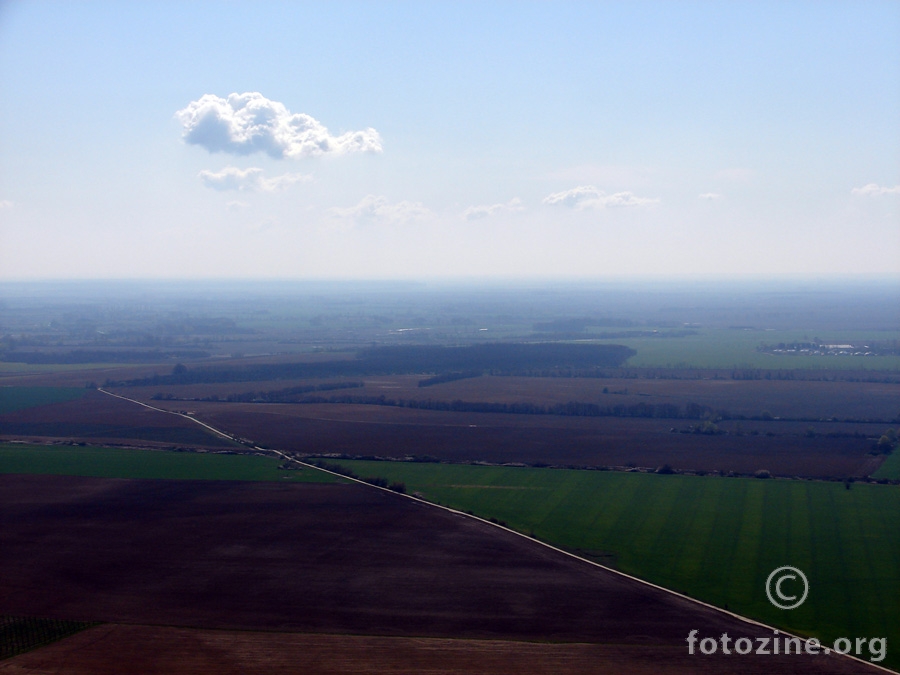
[851,183,900,196]
[0,200,13,209]
[329,195,433,223]
[176,92,382,159]
[198,166,311,192]
[698,192,724,200]
[463,198,524,220]
[542,186,658,209]
[226,200,250,211]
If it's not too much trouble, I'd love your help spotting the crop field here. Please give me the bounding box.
[2,283,897,673]
[0,443,338,482]
[0,474,880,675]
[873,452,900,480]
[331,460,900,671]
[183,401,882,479]
[0,625,880,675]
[116,373,900,422]
[594,329,900,371]
[0,615,98,661]
[0,387,86,414]
[0,390,236,448]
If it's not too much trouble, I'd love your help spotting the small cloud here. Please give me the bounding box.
[176,92,382,159]
[463,198,524,221]
[329,195,432,224]
[226,200,250,211]
[698,192,724,201]
[0,200,13,209]
[198,166,311,192]
[851,183,900,196]
[543,186,658,209]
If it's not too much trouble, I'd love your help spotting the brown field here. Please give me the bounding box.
[0,475,881,674]
[0,379,884,476]
[111,373,900,422]
[172,401,881,478]
[0,390,233,448]
[0,624,882,675]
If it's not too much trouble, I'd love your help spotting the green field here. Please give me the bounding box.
[0,443,339,483]
[597,329,900,370]
[0,387,87,414]
[873,452,900,480]
[1,616,99,661]
[334,460,900,670]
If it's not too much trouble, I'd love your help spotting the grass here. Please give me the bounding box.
[333,460,900,671]
[0,386,87,414]
[0,443,339,483]
[873,452,900,480]
[1,615,99,661]
[593,328,900,371]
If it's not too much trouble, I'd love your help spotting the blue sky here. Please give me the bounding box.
[0,0,898,279]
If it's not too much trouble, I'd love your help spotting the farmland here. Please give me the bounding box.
[0,443,338,483]
[873,452,900,480]
[0,389,238,448]
[0,387,86,414]
[327,460,900,671]
[0,280,897,673]
[0,474,883,674]
[172,401,884,479]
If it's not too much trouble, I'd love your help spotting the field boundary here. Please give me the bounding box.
[96,388,894,674]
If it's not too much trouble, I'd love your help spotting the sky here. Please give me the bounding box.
[0,0,898,280]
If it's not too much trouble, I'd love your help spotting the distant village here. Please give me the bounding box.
[757,340,899,357]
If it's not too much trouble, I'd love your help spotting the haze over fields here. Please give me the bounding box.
[0,1,898,281]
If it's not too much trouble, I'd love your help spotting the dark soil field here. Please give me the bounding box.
[112,373,900,422]
[0,624,883,675]
[0,475,882,674]
[0,390,233,448]
[178,401,881,478]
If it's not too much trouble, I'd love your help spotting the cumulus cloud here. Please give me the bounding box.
[543,186,658,209]
[463,198,524,220]
[176,92,382,159]
[198,166,311,192]
[698,192,724,201]
[851,183,900,196]
[329,195,432,224]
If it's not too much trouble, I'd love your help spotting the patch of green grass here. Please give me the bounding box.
[1,615,99,660]
[0,387,87,414]
[334,460,900,671]
[596,329,900,370]
[0,443,339,483]
[873,452,900,480]
[0,421,239,447]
